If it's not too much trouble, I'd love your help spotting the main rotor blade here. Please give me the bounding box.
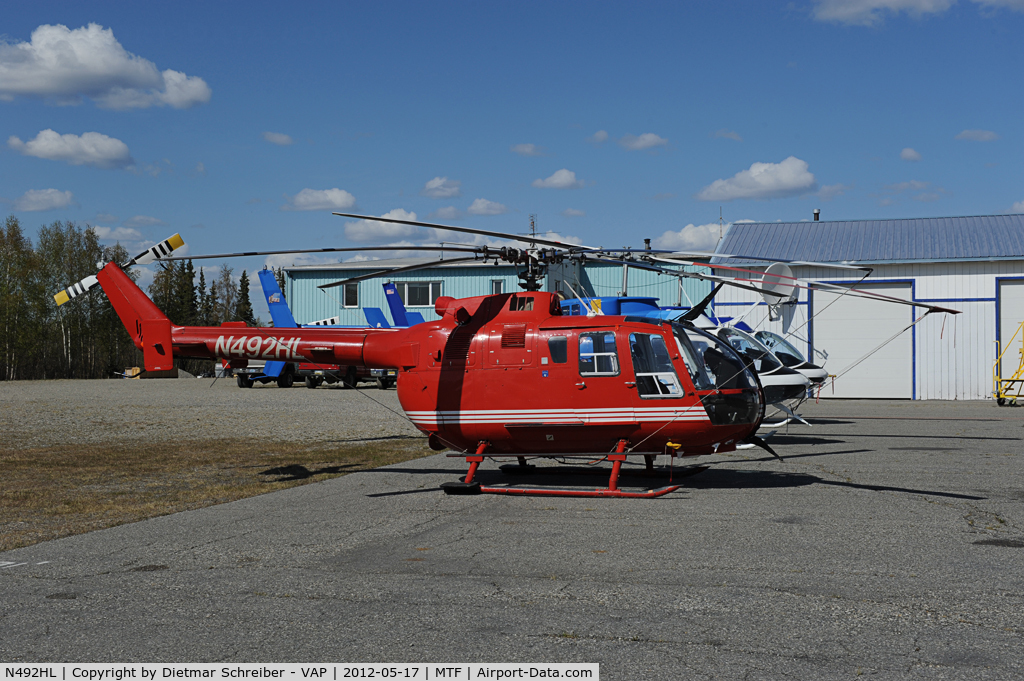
[649,254,861,285]
[333,212,598,251]
[670,250,874,274]
[160,244,484,262]
[317,255,485,289]
[649,255,959,315]
[585,255,772,296]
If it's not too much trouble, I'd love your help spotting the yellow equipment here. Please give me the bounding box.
[993,321,1024,406]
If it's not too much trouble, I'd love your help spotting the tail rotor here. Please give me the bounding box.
[53,234,187,307]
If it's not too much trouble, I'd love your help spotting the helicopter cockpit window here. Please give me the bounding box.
[579,331,619,376]
[548,336,568,363]
[754,331,806,367]
[509,295,534,311]
[718,327,783,373]
[628,333,683,398]
[673,324,758,391]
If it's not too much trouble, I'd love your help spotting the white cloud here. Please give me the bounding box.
[344,209,421,242]
[13,188,73,212]
[532,169,583,189]
[421,176,461,198]
[812,0,955,25]
[511,143,544,156]
[262,132,293,146]
[193,161,206,176]
[429,206,464,221]
[696,157,818,201]
[538,231,584,246]
[714,129,743,142]
[467,198,508,216]
[0,23,210,109]
[901,147,922,161]
[8,129,133,168]
[588,130,608,144]
[653,223,725,252]
[1012,200,1024,212]
[619,133,668,151]
[562,208,586,217]
[283,188,356,211]
[123,215,167,228]
[956,129,999,141]
[93,226,142,241]
[96,212,118,223]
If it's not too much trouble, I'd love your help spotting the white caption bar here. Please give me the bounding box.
[0,664,599,681]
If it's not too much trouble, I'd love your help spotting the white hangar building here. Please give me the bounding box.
[710,214,1024,401]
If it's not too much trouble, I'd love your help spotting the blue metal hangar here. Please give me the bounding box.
[710,214,1024,400]
[283,256,711,323]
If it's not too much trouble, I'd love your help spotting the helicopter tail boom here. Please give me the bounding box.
[93,261,403,374]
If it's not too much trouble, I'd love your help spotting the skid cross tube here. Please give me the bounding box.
[452,440,683,498]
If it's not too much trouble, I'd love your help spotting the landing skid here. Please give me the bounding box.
[440,441,690,499]
[761,402,811,428]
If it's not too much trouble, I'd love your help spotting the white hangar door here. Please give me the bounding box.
[998,279,1024,379]
[811,283,913,399]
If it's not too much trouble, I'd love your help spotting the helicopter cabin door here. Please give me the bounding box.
[626,330,686,403]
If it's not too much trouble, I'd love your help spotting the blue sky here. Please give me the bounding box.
[2,1,1022,315]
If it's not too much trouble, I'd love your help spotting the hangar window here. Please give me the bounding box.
[343,282,359,308]
[396,282,443,307]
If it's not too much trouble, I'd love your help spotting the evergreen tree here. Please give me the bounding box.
[173,260,198,326]
[197,267,211,326]
[274,267,287,299]
[214,265,237,323]
[149,262,176,321]
[235,269,256,325]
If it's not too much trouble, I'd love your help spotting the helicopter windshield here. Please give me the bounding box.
[754,330,807,367]
[672,323,761,425]
[718,327,783,373]
[672,324,758,392]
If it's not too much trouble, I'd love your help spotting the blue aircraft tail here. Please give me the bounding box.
[383,282,410,327]
[257,269,295,377]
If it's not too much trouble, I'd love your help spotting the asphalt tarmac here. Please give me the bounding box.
[2,399,1023,679]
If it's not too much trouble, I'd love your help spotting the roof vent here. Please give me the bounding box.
[813,209,820,222]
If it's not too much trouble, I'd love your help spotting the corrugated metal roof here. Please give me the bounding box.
[711,214,1024,265]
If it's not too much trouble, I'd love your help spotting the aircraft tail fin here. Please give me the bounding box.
[258,269,298,328]
[383,282,410,327]
[95,263,176,374]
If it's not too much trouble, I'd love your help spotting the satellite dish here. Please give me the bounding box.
[761,263,797,306]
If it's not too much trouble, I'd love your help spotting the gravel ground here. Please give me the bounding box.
[0,377,424,448]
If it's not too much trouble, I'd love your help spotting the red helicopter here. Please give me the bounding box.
[54,214,956,498]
